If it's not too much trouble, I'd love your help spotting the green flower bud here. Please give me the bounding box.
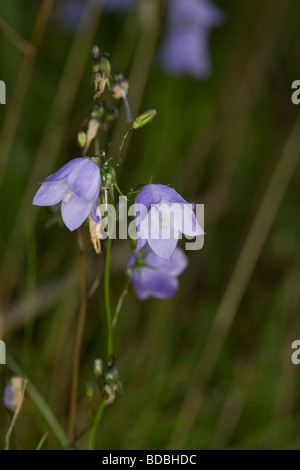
[101,163,116,188]
[103,363,120,385]
[86,383,94,399]
[94,358,103,377]
[77,130,87,149]
[100,56,111,77]
[91,62,101,74]
[132,109,157,129]
[92,45,100,59]
[112,70,124,82]
[90,103,105,120]
[103,106,119,123]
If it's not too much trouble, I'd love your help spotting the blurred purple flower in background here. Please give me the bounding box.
[53,0,135,31]
[126,247,188,300]
[104,0,135,12]
[3,384,15,411]
[33,158,101,232]
[134,184,204,261]
[159,0,225,78]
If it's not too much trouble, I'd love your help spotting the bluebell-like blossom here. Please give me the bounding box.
[33,158,101,232]
[159,0,225,78]
[126,247,188,300]
[134,184,204,260]
[168,0,224,28]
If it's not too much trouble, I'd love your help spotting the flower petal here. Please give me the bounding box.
[135,185,163,211]
[159,26,211,78]
[43,158,85,183]
[32,179,70,206]
[61,193,93,231]
[131,267,179,300]
[90,177,101,224]
[145,247,188,276]
[68,159,101,201]
[136,237,147,252]
[136,184,187,211]
[169,0,225,28]
[147,237,178,261]
[174,204,204,237]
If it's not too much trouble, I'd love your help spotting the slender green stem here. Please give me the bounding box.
[117,128,133,165]
[114,181,127,198]
[112,279,130,330]
[89,400,105,450]
[105,237,113,358]
[36,432,49,450]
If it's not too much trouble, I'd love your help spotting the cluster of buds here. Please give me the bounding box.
[77,47,132,155]
[91,46,131,120]
[78,102,119,155]
[111,70,131,122]
[88,355,122,408]
[91,46,111,100]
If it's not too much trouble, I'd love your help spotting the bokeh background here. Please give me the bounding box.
[0,0,300,450]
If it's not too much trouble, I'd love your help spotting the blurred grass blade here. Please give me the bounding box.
[7,356,69,449]
[0,16,35,56]
[0,0,54,187]
[168,112,300,449]
[36,432,49,450]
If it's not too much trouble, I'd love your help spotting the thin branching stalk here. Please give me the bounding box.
[68,230,88,446]
[5,380,28,450]
[36,432,49,450]
[112,279,130,330]
[105,237,113,358]
[89,400,105,450]
[7,356,68,448]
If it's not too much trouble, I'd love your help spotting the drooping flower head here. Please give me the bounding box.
[159,0,225,78]
[134,184,204,260]
[126,246,188,300]
[168,0,224,28]
[33,157,101,231]
[159,26,212,78]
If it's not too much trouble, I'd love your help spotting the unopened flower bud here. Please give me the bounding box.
[77,130,87,149]
[102,106,119,123]
[100,56,111,77]
[86,383,94,399]
[103,354,120,385]
[90,103,105,120]
[92,55,111,99]
[112,76,129,100]
[94,358,103,377]
[101,163,116,189]
[132,109,157,129]
[84,118,100,153]
[92,45,100,59]
[89,215,101,255]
